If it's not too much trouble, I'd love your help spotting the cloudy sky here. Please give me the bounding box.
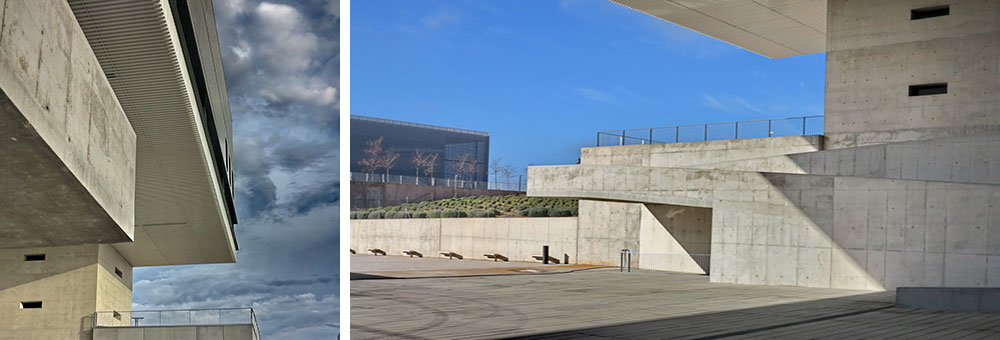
[132,0,339,338]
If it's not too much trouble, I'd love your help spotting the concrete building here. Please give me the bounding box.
[0,0,253,339]
[529,0,1000,292]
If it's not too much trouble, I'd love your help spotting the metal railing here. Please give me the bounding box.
[596,115,824,147]
[94,308,260,340]
[351,172,525,192]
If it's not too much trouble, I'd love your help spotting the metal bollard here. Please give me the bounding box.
[542,245,549,264]
[620,249,631,272]
[564,254,569,265]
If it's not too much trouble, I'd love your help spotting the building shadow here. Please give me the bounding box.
[499,292,894,339]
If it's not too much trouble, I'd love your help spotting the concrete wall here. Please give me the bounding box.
[93,325,256,340]
[581,135,822,167]
[824,0,1000,149]
[0,244,132,340]
[0,0,136,248]
[351,217,578,263]
[639,204,712,274]
[530,163,1000,291]
[350,181,523,210]
[576,200,641,266]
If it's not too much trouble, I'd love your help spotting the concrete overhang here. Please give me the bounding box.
[0,0,137,249]
[68,0,237,266]
[610,0,827,58]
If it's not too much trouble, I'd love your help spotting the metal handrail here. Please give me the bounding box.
[93,308,261,339]
[596,115,824,146]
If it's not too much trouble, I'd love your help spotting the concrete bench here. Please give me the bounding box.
[439,251,463,259]
[483,253,508,262]
[402,250,423,258]
[368,248,386,256]
[531,255,560,264]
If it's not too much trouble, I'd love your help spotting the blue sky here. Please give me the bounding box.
[352,0,825,178]
[132,1,339,339]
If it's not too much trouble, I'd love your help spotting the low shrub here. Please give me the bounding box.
[392,211,410,219]
[428,211,441,218]
[468,209,496,218]
[367,211,385,219]
[442,209,468,218]
[413,211,428,218]
[526,207,549,217]
[549,208,573,217]
[349,212,358,219]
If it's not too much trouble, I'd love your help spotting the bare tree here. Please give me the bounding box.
[500,164,515,190]
[378,150,400,178]
[455,153,480,182]
[412,151,437,177]
[423,153,439,177]
[358,137,385,175]
[489,158,506,189]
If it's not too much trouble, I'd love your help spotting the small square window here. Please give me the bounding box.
[20,301,42,309]
[114,268,123,278]
[24,254,45,261]
[113,311,122,320]
[911,5,949,20]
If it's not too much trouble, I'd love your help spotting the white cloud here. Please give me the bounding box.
[422,8,459,28]
[576,88,613,103]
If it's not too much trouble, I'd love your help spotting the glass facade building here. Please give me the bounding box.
[350,115,489,182]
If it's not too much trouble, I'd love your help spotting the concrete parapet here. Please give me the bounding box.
[350,217,579,264]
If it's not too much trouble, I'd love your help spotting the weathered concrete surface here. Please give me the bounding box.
[350,181,522,210]
[0,244,132,340]
[0,0,136,248]
[351,268,1000,340]
[350,217,578,264]
[93,325,255,340]
[897,287,1000,313]
[824,0,1000,149]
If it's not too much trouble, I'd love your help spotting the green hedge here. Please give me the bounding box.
[549,208,573,217]
[441,209,468,218]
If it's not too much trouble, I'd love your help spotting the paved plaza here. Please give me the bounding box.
[351,255,1000,339]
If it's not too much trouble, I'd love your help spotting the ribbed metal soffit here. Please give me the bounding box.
[66,0,232,265]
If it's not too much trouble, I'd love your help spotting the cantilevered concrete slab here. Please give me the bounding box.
[610,0,827,58]
[0,0,136,248]
[68,0,237,266]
